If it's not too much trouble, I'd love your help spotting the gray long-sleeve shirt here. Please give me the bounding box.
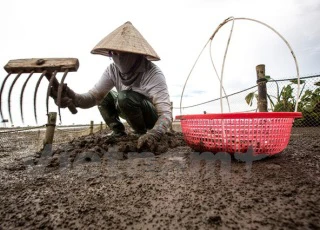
[76,61,172,136]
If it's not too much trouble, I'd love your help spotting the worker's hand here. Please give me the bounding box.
[50,84,77,108]
[137,130,161,152]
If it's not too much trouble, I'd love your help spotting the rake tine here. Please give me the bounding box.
[46,70,58,116]
[8,72,23,125]
[0,72,13,121]
[33,70,47,124]
[20,71,35,124]
[57,69,69,124]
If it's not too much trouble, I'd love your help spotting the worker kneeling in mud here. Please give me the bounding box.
[50,21,172,149]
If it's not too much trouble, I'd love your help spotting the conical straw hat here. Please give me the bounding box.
[91,21,160,61]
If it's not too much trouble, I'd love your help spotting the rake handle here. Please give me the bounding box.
[45,73,78,114]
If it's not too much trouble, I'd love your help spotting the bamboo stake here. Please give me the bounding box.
[42,112,57,156]
[256,65,268,112]
[90,121,94,135]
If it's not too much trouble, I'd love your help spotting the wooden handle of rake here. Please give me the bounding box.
[45,72,78,114]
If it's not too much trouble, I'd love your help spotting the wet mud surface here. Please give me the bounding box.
[0,127,319,229]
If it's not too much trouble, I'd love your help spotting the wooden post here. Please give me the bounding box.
[43,112,57,149]
[170,102,173,132]
[100,121,103,133]
[90,121,94,134]
[256,64,268,112]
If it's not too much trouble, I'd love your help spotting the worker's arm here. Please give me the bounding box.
[53,66,115,109]
[137,64,172,149]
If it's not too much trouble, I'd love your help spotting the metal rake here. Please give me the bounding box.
[1,58,79,125]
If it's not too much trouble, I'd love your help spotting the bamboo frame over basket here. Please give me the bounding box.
[176,112,302,155]
[177,17,303,155]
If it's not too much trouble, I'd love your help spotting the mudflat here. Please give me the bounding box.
[0,127,319,229]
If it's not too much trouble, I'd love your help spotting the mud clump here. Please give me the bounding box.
[4,161,26,171]
[207,215,222,225]
[48,130,186,164]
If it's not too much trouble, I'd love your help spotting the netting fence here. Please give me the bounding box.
[174,75,320,127]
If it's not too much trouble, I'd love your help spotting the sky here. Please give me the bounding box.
[0,0,320,127]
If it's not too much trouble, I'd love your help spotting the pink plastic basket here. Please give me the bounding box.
[176,112,302,155]
[177,17,304,155]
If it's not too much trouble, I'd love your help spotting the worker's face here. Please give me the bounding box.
[111,51,141,74]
